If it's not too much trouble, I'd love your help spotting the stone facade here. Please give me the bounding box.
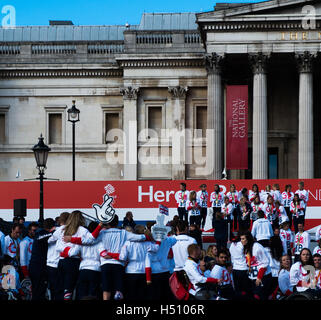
[0,0,321,181]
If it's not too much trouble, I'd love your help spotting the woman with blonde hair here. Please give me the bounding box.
[56,210,103,300]
[204,244,218,263]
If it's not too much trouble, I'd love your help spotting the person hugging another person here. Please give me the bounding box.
[119,225,158,301]
[55,211,103,301]
[46,212,70,301]
[96,215,151,301]
[183,244,221,299]
[60,221,104,300]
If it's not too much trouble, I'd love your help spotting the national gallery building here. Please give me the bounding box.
[0,0,320,181]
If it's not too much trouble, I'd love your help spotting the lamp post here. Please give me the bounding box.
[32,134,51,225]
[67,100,80,181]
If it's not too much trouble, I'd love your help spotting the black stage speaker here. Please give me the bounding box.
[13,199,27,217]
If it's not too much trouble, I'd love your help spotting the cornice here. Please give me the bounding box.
[201,21,321,32]
[0,69,123,78]
[118,59,204,68]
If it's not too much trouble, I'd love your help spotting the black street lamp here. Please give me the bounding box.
[67,100,80,181]
[32,134,51,225]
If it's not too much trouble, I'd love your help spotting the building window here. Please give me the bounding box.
[148,106,162,133]
[0,106,9,144]
[0,114,5,144]
[48,113,62,144]
[101,106,123,144]
[245,147,278,179]
[196,106,207,138]
[142,100,166,141]
[268,147,278,179]
[105,112,121,143]
[245,147,252,179]
[45,105,67,145]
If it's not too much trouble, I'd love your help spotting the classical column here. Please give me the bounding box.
[168,86,188,180]
[120,86,139,180]
[205,52,224,179]
[249,52,269,179]
[296,51,315,179]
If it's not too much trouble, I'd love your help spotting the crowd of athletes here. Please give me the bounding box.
[0,180,320,301]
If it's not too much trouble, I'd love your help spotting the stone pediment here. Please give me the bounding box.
[196,0,320,22]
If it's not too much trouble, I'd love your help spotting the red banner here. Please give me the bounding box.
[226,85,248,169]
[0,179,320,231]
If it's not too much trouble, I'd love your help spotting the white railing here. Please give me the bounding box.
[136,33,173,45]
[184,32,201,44]
[0,44,20,55]
[31,44,76,54]
[87,43,124,54]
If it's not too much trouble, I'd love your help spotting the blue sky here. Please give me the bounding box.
[2,0,264,26]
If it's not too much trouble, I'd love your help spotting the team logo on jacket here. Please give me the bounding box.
[28,242,32,254]
[8,243,16,254]
[93,185,116,223]
[246,255,258,267]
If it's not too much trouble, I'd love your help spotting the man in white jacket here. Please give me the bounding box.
[172,220,197,272]
[20,222,38,279]
[293,223,310,262]
[251,210,273,248]
[97,215,151,301]
[46,212,69,300]
[183,244,220,297]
